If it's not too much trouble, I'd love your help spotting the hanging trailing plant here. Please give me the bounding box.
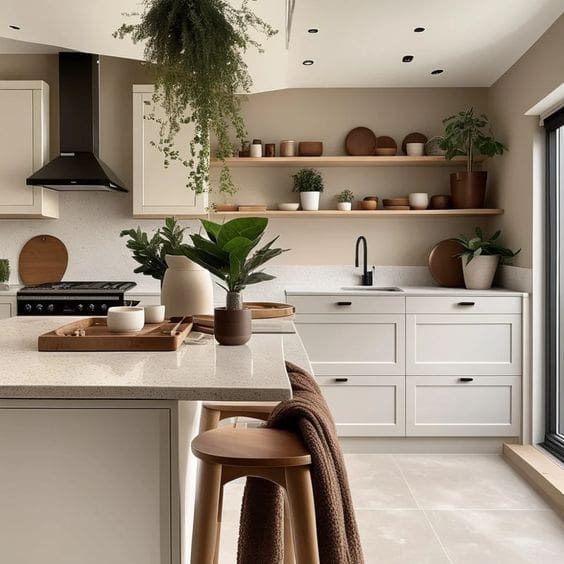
[115,0,277,195]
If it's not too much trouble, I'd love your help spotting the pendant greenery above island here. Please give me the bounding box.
[115,0,277,197]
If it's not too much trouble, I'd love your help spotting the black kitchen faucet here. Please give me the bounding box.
[355,236,373,286]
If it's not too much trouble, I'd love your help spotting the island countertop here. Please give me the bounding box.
[0,317,307,401]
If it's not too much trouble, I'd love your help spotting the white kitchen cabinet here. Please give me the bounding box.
[0,301,13,319]
[295,313,405,375]
[0,81,58,218]
[0,403,173,564]
[132,85,207,217]
[406,375,521,437]
[317,375,405,436]
[406,313,521,375]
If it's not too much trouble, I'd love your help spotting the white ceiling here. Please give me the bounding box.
[1,0,562,91]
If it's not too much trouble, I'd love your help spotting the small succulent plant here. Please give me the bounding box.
[337,189,355,203]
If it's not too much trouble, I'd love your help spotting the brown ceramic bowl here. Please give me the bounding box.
[429,195,452,209]
[363,196,379,201]
[375,147,397,156]
[360,200,378,210]
[298,141,323,156]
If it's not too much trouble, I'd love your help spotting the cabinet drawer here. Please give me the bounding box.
[317,375,405,436]
[295,314,405,375]
[406,296,522,314]
[290,294,405,314]
[0,303,11,319]
[406,375,521,437]
[406,314,521,375]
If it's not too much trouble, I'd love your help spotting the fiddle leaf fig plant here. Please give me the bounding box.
[439,108,506,173]
[120,217,188,281]
[114,0,277,196]
[182,217,289,310]
[451,227,520,265]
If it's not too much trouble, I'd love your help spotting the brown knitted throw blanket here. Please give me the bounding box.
[237,361,364,564]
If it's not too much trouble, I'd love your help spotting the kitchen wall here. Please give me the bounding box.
[0,53,492,284]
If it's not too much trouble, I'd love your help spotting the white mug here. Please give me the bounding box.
[144,305,166,324]
[107,306,145,333]
[406,142,425,156]
[408,192,429,210]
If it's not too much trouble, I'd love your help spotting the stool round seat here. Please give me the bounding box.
[192,427,312,467]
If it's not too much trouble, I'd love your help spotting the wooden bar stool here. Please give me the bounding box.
[191,427,319,564]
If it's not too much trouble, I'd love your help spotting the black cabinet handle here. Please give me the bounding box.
[334,378,349,383]
[336,301,352,306]
[459,377,474,382]
[457,301,476,306]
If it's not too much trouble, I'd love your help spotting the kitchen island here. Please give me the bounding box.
[0,317,305,564]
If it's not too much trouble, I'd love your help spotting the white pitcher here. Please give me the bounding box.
[161,255,214,317]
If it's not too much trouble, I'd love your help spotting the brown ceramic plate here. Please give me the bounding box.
[428,239,465,287]
[345,127,377,156]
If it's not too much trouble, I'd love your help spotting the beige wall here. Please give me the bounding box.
[487,14,564,268]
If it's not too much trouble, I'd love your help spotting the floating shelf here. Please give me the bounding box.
[212,209,504,218]
[210,156,485,168]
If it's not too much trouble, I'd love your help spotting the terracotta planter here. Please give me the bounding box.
[462,255,500,290]
[450,171,487,209]
[214,307,252,345]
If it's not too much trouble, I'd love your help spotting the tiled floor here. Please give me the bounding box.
[216,454,564,563]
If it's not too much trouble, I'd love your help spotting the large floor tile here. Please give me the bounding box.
[356,509,451,563]
[394,454,549,510]
[345,454,418,509]
[427,509,564,564]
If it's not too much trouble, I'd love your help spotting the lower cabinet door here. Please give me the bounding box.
[406,375,521,437]
[316,375,405,437]
[0,303,11,319]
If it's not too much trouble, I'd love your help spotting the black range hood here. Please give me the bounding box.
[27,53,127,192]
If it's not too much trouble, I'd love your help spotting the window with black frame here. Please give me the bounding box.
[545,106,564,461]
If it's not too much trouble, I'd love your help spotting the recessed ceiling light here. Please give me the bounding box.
[302,59,314,66]
[414,27,425,33]
[402,55,414,63]
[431,69,444,75]
[307,28,319,34]
[9,25,21,30]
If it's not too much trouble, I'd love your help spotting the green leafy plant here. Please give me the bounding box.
[439,108,506,173]
[451,227,520,265]
[115,0,277,196]
[182,217,288,310]
[337,189,354,203]
[292,168,324,193]
[120,217,188,281]
[0,259,10,283]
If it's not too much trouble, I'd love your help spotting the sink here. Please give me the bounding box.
[340,286,404,292]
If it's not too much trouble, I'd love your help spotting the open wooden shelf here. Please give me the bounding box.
[210,156,485,168]
[211,209,504,218]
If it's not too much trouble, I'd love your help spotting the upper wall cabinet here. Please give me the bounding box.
[0,81,58,218]
[132,85,207,217]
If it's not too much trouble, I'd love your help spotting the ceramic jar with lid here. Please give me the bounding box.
[250,139,263,158]
[280,140,296,157]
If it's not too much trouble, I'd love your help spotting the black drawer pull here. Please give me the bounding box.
[459,377,474,382]
[336,301,352,306]
[334,378,349,383]
[457,301,476,306]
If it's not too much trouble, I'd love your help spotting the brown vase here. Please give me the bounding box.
[450,171,487,208]
[214,307,252,346]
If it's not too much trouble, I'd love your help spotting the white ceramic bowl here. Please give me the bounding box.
[277,203,300,211]
[406,142,425,156]
[144,305,166,324]
[408,192,429,210]
[107,306,145,333]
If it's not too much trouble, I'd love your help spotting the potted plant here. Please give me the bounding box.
[336,189,354,211]
[292,168,324,211]
[0,259,9,290]
[440,108,506,208]
[115,0,276,197]
[451,227,520,289]
[182,217,288,345]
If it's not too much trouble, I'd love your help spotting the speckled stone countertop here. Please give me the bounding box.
[0,317,308,401]
[285,286,528,297]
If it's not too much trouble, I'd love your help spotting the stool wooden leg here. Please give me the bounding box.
[199,406,221,433]
[283,493,296,564]
[191,460,222,564]
[285,466,319,564]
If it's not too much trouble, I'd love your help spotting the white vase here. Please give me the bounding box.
[300,191,320,211]
[337,202,352,211]
[462,255,500,290]
[161,255,214,317]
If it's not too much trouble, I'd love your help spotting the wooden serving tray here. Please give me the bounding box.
[38,317,193,352]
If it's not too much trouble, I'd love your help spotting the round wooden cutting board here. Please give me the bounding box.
[19,235,68,285]
[428,239,465,288]
[345,127,378,156]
